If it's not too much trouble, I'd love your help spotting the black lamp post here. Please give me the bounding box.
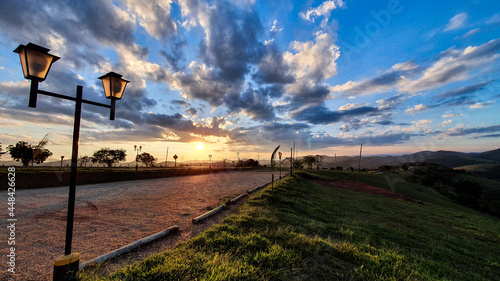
[14,42,128,281]
[134,145,142,171]
[208,154,212,169]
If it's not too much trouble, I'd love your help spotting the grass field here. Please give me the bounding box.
[79,171,500,280]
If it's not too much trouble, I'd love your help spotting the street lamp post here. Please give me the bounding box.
[61,156,64,167]
[134,145,142,171]
[14,42,128,281]
[208,154,212,169]
[278,152,282,179]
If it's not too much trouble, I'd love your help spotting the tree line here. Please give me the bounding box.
[1,141,156,167]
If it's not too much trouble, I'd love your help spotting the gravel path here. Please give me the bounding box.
[1,170,279,280]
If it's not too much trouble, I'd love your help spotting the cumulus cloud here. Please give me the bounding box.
[253,44,295,84]
[444,13,468,31]
[198,1,265,82]
[300,0,345,22]
[223,86,281,121]
[122,0,177,39]
[284,32,340,82]
[405,104,428,114]
[440,119,452,127]
[168,61,242,106]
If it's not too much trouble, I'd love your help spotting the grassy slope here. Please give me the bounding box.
[80,171,500,281]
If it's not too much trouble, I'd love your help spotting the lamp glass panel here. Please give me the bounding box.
[26,48,53,80]
[18,48,29,78]
[101,76,111,98]
[110,76,126,99]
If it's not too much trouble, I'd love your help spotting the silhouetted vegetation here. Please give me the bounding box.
[235,158,259,167]
[0,143,5,159]
[91,148,127,167]
[137,152,156,167]
[7,140,53,166]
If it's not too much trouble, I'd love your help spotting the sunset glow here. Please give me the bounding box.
[196,142,205,151]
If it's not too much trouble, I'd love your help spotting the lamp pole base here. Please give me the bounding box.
[53,252,80,281]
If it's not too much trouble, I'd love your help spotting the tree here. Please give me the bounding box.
[8,141,53,166]
[78,155,90,167]
[91,148,126,167]
[293,159,304,170]
[303,156,316,169]
[137,152,156,167]
[243,158,259,167]
[315,155,324,169]
[0,143,5,159]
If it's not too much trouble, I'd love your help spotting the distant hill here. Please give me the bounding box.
[301,148,500,169]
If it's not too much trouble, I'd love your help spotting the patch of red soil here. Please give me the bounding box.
[313,179,408,201]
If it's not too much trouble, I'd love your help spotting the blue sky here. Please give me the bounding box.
[1,0,500,163]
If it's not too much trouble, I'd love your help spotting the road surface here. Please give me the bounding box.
[1,169,280,280]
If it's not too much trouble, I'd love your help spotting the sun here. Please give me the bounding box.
[196,142,204,150]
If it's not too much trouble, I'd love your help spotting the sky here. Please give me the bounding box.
[1,0,500,163]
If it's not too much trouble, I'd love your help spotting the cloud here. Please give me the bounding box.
[339,118,370,132]
[376,94,406,110]
[338,103,370,111]
[437,80,493,98]
[331,71,403,96]
[172,100,190,107]
[168,62,242,106]
[270,19,283,36]
[440,119,452,127]
[399,39,500,93]
[292,104,380,125]
[445,124,500,137]
[462,28,481,38]
[331,61,420,97]
[300,0,345,22]
[186,107,198,116]
[405,104,428,114]
[253,44,295,84]
[470,101,495,109]
[486,14,500,26]
[392,60,419,71]
[285,83,330,110]
[442,113,463,118]
[444,13,467,31]
[223,86,281,121]
[284,32,340,82]
[198,1,265,82]
[160,39,188,71]
[122,0,177,39]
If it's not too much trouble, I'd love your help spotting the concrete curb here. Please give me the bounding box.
[192,204,227,224]
[79,225,179,269]
[228,193,248,204]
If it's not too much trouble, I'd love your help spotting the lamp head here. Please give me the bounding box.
[13,43,60,82]
[98,72,129,100]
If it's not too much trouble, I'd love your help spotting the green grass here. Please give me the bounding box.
[79,171,500,281]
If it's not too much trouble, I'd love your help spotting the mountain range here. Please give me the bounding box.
[306,148,500,170]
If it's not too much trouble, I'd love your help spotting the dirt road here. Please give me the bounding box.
[1,170,279,280]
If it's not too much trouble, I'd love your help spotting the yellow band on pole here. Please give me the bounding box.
[54,253,80,266]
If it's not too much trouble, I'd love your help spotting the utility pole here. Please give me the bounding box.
[165,147,169,168]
